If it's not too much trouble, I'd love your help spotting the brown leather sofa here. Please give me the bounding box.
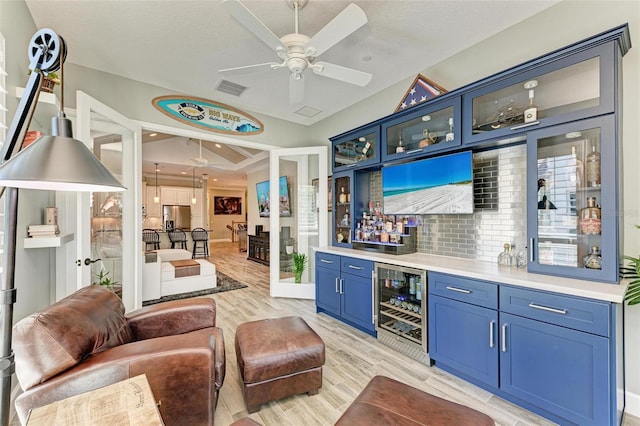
[13,285,225,425]
[335,376,495,425]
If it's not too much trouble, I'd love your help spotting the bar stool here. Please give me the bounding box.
[168,228,188,250]
[191,227,209,258]
[142,228,160,251]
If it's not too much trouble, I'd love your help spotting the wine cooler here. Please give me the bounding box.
[375,263,430,364]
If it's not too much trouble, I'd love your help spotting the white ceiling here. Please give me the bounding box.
[24,0,560,185]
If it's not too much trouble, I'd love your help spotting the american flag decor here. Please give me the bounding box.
[395,74,447,112]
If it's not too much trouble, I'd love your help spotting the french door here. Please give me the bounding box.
[57,91,142,310]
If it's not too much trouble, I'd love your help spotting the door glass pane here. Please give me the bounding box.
[386,106,455,155]
[278,155,319,283]
[536,126,601,269]
[90,112,127,297]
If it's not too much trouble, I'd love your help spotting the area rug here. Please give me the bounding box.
[142,271,248,306]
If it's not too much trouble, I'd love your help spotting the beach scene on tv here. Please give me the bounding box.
[382,151,474,215]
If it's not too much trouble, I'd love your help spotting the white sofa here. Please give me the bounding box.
[142,249,216,301]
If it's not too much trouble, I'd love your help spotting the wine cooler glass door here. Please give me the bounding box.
[375,263,427,352]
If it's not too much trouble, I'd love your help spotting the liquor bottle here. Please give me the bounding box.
[586,143,601,187]
[380,228,389,243]
[409,276,416,296]
[498,243,514,266]
[571,145,584,188]
[339,187,347,203]
[583,246,602,270]
[523,80,539,123]
[415,277,422,301]
[385,270,391,288]
[355,223,362,241]
[579,197,601,235]
[396,136,405,153]
[516,245,528,269]
[445,117,455,142]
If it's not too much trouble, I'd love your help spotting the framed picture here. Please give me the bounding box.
[214,196,242,215]
[312,177,332,212]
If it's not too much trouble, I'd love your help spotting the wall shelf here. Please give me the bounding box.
[24,233,74,249]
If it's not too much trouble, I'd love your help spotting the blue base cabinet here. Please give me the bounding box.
[429,272,623,426]
[316,252,376,336]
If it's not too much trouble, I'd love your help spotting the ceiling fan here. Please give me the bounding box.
[220,0,373,104]
[191,139,211,167]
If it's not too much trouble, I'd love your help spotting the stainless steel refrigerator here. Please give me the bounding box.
[163,205,191,231]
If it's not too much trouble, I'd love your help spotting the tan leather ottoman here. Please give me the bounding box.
[335,376,495,425]
[235,316,325,413]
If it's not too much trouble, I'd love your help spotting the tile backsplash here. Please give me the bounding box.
[369,145,527,262]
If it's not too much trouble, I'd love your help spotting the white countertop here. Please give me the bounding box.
[315,246,629,304]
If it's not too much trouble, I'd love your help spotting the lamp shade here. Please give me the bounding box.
[0,134,126,192]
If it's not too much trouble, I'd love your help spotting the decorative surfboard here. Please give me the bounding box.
[152,95,264,135]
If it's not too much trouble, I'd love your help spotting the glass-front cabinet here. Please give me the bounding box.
[332,170,370,248]
[526,115,617,282]
[382,97,461,162]
[375,263,427,353]
[332,125,380,173]
[463,42,615,146]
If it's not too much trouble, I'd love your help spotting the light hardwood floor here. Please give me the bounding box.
[208,242,640,426]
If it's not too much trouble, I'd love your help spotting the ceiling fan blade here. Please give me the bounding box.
[289,74,304,104]
[219,62,279,74]
[305,4,367,57]
[313,62,372,86]
[222,0,286,52]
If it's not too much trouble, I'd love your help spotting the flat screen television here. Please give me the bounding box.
[256,176,291,217]
[382,150,474,215]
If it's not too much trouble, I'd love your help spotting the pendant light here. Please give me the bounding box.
[191,168,197,204]
[153,163,160,203]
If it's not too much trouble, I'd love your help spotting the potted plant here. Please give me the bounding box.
[28,69,60,93]
[292,252,308,284]
[621,225,640,305]
[93,270,122,297]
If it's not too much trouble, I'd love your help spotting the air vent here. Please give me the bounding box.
[295,105,322,118]
[216,80,247,96]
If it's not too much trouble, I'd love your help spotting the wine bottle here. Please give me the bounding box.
[339,187,347,203]
[586,143,601,187]
[396,136,405,153]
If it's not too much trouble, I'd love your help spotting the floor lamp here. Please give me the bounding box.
[0,29,125,425]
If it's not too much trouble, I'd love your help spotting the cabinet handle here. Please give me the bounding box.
[510,120,540,130]
[489,321,495,348]
[348,265,363,270]
[340,278,344,295]
[445,286,472,294]
[405,148,424,154]
[335,277,339,293]
[371,270,375,324]
[529,238,535,262]
[320,259,334,264]
[528,302,567,315]
[501,324,507,352]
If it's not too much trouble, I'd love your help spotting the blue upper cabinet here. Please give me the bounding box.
[462,41,617,146]
[331,125,381,173]
[381,96,461,162]
[526,115,618,283]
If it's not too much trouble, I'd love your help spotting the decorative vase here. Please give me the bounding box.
[294,271,302,283]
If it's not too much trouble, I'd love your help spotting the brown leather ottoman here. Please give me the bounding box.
[335,376,495,425]
[235,316,325,413]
